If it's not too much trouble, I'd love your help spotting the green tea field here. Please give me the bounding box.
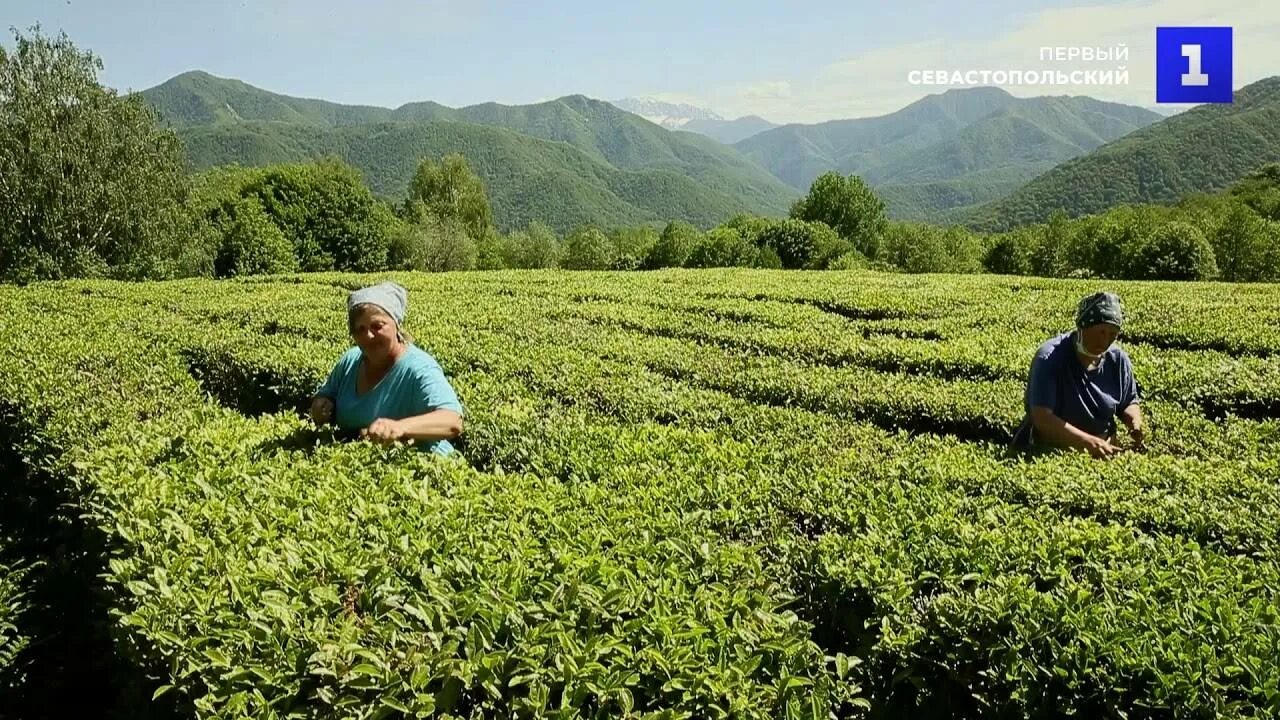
[0,269,1277,718]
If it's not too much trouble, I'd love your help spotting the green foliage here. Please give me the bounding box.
[753,245,784,269]
[0,26,193,283]
[806,234,861,271]
[983,227,1037,275]
[1027,210,1074,277]
[789,172,888,258]
[826,251,867,270]
[501,221,561,269]
[474,230,506,271]
[184,159,397,275]
[980,188,1280,283]
[0,550,30,682]
[405,153,495,241]
[644,222,700,269]
[969,76,1280,230]
[608,226,658,271]
[141,73,799,234]
[4,272,1280,718]
[755,219,836,270]
[723,214,775,247]
[213,197,299,277]
[562,227,614,270]
[881,222,984,274]
[685,227,759,268]
[1212,202,1280,281]
[1229,162,1280,221]
[1124,221,1218,280]
[1072,211,1129,279]
[387,210,475,271]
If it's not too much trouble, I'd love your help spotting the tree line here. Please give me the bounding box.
[2,26,1277,285]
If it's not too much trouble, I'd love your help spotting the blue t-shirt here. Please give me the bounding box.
[314,344,465,456]
[1013,331,1139,447]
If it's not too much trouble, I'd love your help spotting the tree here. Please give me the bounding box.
[723,214,775,248]
[0,26,193,283]
[757,219,837,269]
[938,226,985,274]
[474,229,506,270]
[1077,212,1129,278]
[644,221,699,269]
[789,172,888,258]
[406,153,494,241]
[502,220,561,269]
[610,226,658,270]
[1031,210,1076,277]
[1211,202,1278,281]
[805,229,859,270]
[213,197,298,277]
[686,227,758,268]
[1126,221,1217,280]
[1229,162,1280,221]
[984,228,1037,275]
[243,159,395,272]
[879,222,981,274]
[387,212,475,272]
[562,227,614,270]
[753,246,783,269]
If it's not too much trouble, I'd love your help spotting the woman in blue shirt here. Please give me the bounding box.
[1011,291,1145,459]
[309,281,465,456]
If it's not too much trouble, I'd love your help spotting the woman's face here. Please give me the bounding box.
[1079,322,1121,356]
[350,306,398,358]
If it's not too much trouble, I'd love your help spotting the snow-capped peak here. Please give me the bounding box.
[609,96,724,129]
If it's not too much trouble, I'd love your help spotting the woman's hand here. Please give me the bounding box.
[361,418,407,444]
[1128,425,1146,450]
[1082,434,1122,459]
[310,396,335,424]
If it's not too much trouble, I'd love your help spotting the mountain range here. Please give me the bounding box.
[137,71,1280,234]
[733,87,1164,221]
[965,76,1280,230]
[608,97,780,144]
[142,71,799,232]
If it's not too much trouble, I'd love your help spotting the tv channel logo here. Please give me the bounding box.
[1156,27,1232,103]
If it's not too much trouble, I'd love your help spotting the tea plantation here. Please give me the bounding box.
[0,269,1277,718]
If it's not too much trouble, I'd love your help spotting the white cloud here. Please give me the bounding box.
[697,0,1279,123]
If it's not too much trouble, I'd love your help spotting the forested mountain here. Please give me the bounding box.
[607,98,777,143]
[680,115,779,144]
[607,97,723,129]
[966,76,1280,230]
[179,120,791,233]
[734,87,1161,220]
[139,72,798,231]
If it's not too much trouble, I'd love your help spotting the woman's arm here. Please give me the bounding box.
[364,409,463,443]
[1120,403,1144,444]
[400,409,463,440]
[1030,407,1120,458]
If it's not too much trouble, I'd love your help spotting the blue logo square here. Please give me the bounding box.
[1156,27,1232,103]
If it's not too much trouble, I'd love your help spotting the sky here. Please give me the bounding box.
[4,0,1278,123]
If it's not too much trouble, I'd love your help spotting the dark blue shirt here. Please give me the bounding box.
[1013,331,1140,447]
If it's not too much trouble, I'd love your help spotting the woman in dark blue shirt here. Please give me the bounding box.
[1011,291,1145,459]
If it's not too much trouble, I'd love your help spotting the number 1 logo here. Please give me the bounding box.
[1156,27,1232,103]
[1180,44,1208,86]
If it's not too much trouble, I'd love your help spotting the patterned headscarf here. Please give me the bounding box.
[1075,291,1124,329]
